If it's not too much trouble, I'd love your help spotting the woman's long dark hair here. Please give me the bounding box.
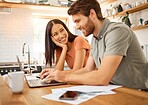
[45,19,77,67]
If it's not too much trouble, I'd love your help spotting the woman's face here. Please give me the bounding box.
[51,24,68,44]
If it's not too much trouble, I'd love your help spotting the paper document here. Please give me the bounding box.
[54,85,122,93]
[42,90,115,105]
[42,85,121,105]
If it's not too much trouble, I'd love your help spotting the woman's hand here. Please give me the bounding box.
[51,36,67,49]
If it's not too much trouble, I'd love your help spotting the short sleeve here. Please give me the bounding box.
[104,27,132,56]
[74,36,90,50]
[90,37,96,56]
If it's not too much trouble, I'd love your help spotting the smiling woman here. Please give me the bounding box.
[44,19,90,71]
[32,16,68,66]
[51,24,69,44]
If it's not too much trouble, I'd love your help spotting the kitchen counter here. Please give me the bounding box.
[0,62,42,75]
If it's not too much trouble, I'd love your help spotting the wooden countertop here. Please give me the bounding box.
[0,75,148,105]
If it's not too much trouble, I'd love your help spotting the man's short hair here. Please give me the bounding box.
[68,0,104,20]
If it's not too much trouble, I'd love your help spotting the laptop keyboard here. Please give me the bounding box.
[27,79,64,87]
[28,79,47,86]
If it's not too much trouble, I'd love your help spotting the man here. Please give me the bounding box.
[40,0,148,89]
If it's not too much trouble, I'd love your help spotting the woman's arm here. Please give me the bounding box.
[51,36,68,71]
[72,49,86,70]
[72,36,90,70]
[55,46,67,71]
[55,48,87,71]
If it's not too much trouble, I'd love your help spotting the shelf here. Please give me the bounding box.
[106,2,148,30]
[0,2,68,10]
[132,24,148,30]
[115,2,148,17]
[100,0,117,5]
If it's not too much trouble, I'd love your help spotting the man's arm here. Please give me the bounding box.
[48,56,96,83]
[66,55,96,74]
[43,56,96,82]
[64,55,123,85]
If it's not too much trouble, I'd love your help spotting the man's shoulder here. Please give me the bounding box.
[108,22,129,31]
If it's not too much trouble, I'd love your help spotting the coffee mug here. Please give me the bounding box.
[7,71,24,94]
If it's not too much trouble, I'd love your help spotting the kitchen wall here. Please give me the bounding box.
[0,7,68,63]
[0,0,148,63]
[0,8,33,62]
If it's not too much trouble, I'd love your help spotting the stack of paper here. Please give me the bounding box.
[42,85,122,105]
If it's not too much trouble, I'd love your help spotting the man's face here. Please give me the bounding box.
[72,13,95,37]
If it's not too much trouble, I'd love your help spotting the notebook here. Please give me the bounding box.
[16,55,66,88]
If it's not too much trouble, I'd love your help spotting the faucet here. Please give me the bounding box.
[22,42,33,74]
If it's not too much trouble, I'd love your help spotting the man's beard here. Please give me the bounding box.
[82,18,95,37]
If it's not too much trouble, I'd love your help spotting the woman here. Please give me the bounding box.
[44,19,90,71]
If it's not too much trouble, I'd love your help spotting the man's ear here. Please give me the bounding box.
[89,9,97,20]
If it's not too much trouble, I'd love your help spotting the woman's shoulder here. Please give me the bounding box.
[74,36,86,42]
[73,36,90,49]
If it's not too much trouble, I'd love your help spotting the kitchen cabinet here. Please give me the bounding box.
[0,2,68,10]
[107,2,148,30]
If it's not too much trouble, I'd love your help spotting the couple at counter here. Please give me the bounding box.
[40,0,148,90]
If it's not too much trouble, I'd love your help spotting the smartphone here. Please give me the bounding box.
[59,91,80,100]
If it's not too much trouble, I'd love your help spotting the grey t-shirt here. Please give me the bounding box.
[90,18,148,89]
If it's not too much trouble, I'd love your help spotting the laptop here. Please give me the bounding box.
[16,55,66,88]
